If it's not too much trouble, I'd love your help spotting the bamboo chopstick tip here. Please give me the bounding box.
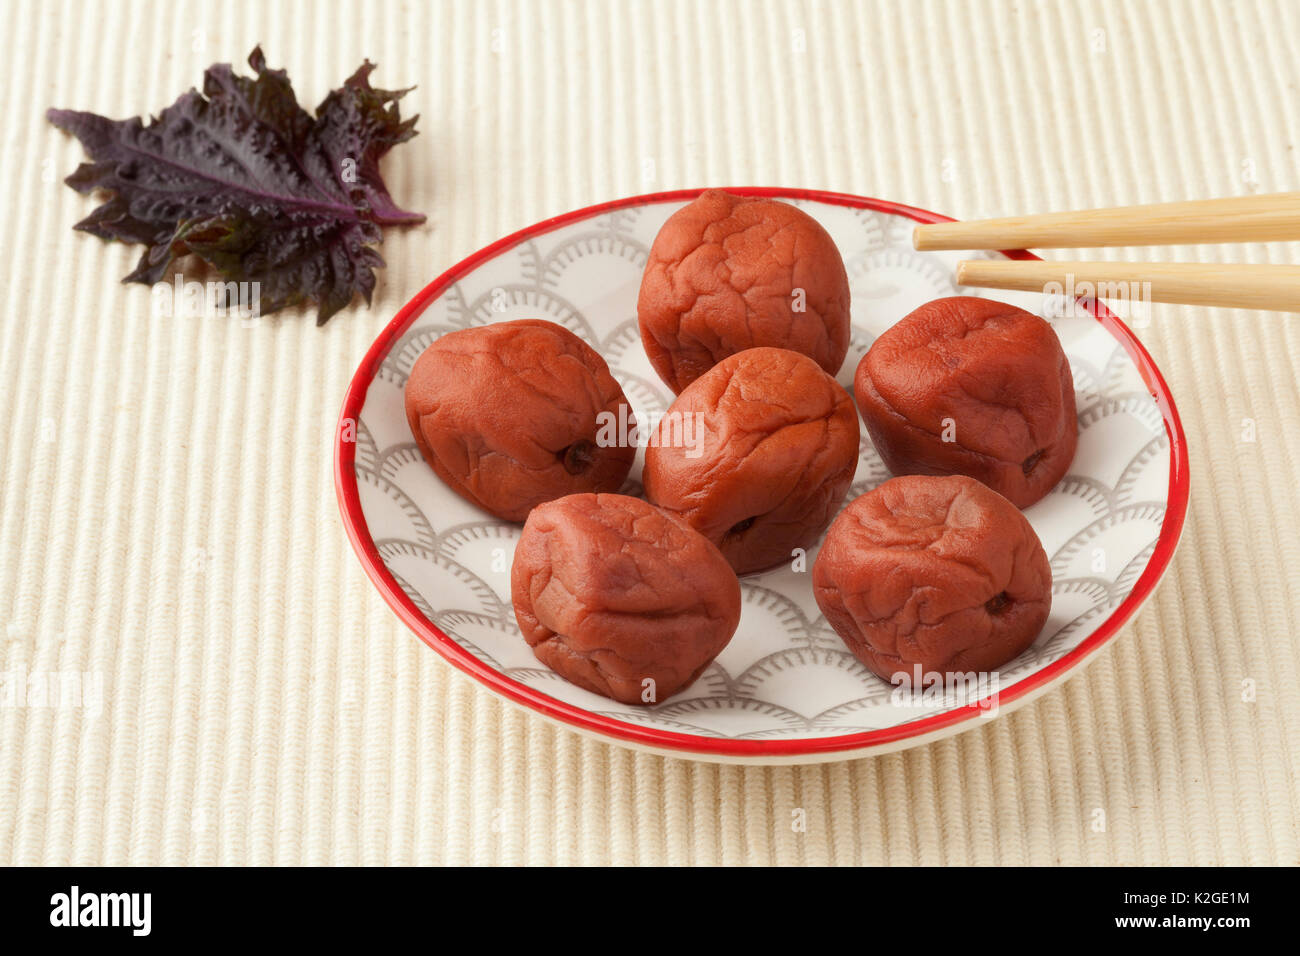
[912,223,939,250]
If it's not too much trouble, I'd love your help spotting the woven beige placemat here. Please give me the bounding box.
[0,0,1296,865]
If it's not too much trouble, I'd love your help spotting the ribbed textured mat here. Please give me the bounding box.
[1,0,1296,865]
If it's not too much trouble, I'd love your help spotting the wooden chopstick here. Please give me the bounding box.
[956,259,1300,312]
[914,192,1300,250]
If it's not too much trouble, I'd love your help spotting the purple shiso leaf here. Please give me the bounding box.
[46,46,425,324]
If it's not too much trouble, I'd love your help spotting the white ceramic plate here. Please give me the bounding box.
[336,188,1189,764]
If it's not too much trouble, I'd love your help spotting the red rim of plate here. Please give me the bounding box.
[334,187,1191,759]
